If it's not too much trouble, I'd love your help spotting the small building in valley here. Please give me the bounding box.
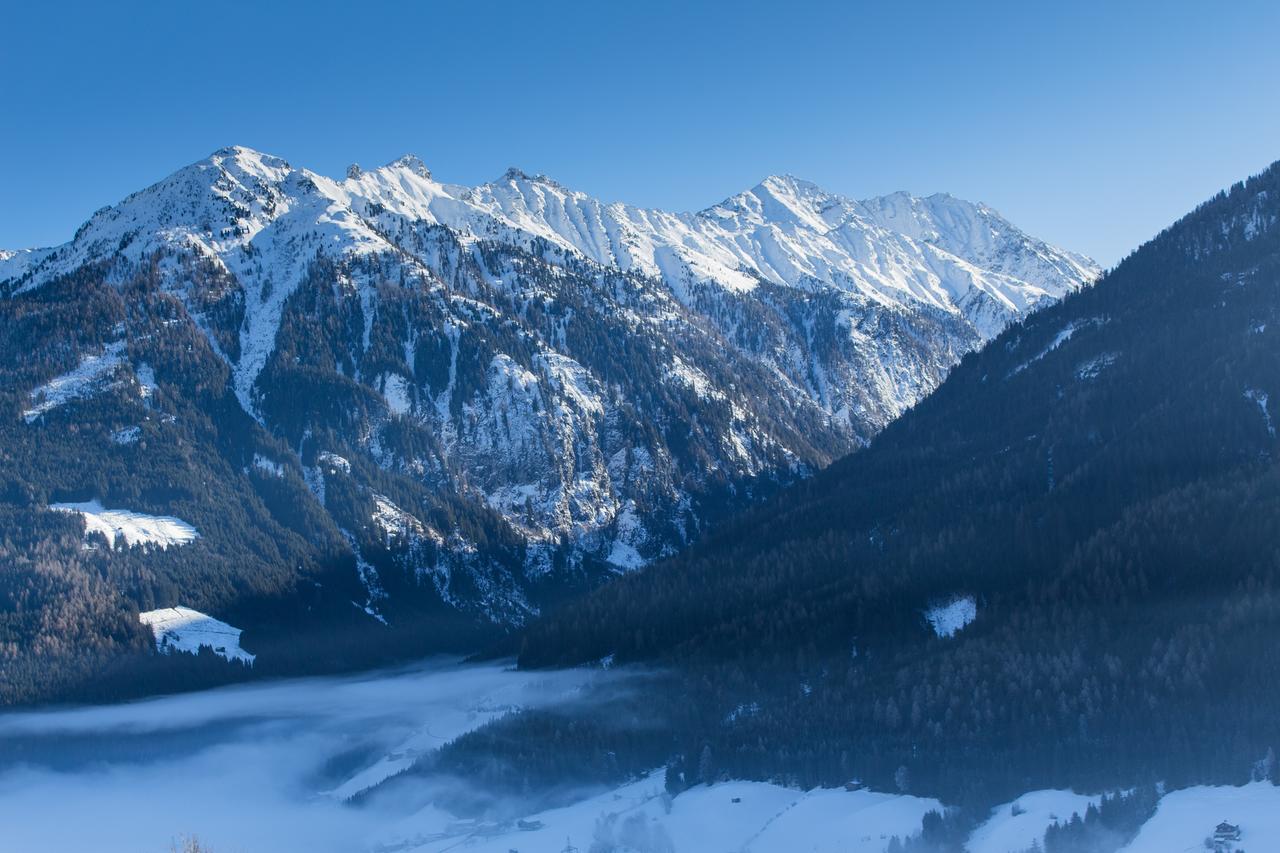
[1213,820,1242,846]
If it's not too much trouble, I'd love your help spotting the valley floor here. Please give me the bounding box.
[0,659,1273,853]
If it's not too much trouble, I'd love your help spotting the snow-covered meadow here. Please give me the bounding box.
[1118,783,1280,852]
[50,499,199,550]
[138,606,254,664]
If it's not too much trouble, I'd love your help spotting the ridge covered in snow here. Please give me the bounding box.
[346,156,1097,332]
[2,147,1096,370]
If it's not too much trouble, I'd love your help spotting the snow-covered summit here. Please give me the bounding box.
[0,144,1100,490]
[388,153,432,179]
[2,146,1096,337]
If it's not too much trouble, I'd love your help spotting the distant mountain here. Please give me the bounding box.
[516,161,1280,799]
[0,147,1094,703]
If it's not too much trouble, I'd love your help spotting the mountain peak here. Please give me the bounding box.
[700,173,849,233]
[207,145,290,171]
[497,167,563,189]
[385,154,431,179]
[755,173,824,194]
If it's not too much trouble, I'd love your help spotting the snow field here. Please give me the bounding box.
[49,500,199,550]
[138,606,254,664]
[925,595,977,638]
[967,789,1100,853]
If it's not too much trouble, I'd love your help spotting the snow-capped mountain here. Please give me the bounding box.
[3,147,1094,406]
[0,147,1095,695]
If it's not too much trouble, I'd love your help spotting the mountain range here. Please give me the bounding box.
[0,147,1095,703]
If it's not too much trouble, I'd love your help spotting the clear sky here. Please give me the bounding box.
[3,0,1279,266]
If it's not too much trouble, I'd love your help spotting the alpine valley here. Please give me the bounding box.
[510,160,1280,818]
[0,147,1096,704]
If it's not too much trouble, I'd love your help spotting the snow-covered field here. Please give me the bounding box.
[1118,782,1280,853]
[50,500,199,550]
[968,789,1100,853]
[925,594,977,637]
[381,773,941,853]
[138,606,254,664]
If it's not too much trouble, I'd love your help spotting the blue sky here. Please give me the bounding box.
[3,0,1279,265]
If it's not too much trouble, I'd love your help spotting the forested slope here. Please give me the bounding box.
[513,161,1280,800]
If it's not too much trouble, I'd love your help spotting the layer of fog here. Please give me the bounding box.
[0,658,610,853]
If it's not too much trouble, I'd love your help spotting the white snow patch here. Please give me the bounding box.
[666,356,719,400]
[1244,388,1274,437]
[605,500,647,570]
[50,500,199,550]
[253,453,285,477]
[138,606,254,664]
[1011,318,1104,376]
[135,362,158,400]
[371,494,440,545]
[110,425,141,445]
[1075,352,1119,380]
[23,342,126,422]
[968,789,1100,853]
[318,451,351,474]
[325,754,413,801]
[1119,783,1280,853]
[925,595,977,638]
[382,373,412,415]
[725,701,761,723]
[340,529,388,625]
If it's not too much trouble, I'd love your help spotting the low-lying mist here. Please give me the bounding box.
[0,658,623,852]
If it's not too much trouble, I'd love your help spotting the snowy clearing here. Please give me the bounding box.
[49,500,199,550]
[382,373,412,415]
[110,425,141,445]
[1118,782,1280,853]
[968,789,1100,853]
[925,595,978,638]
[138,606,255,665]
[253,453,285,477]
[23,341,126,422]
